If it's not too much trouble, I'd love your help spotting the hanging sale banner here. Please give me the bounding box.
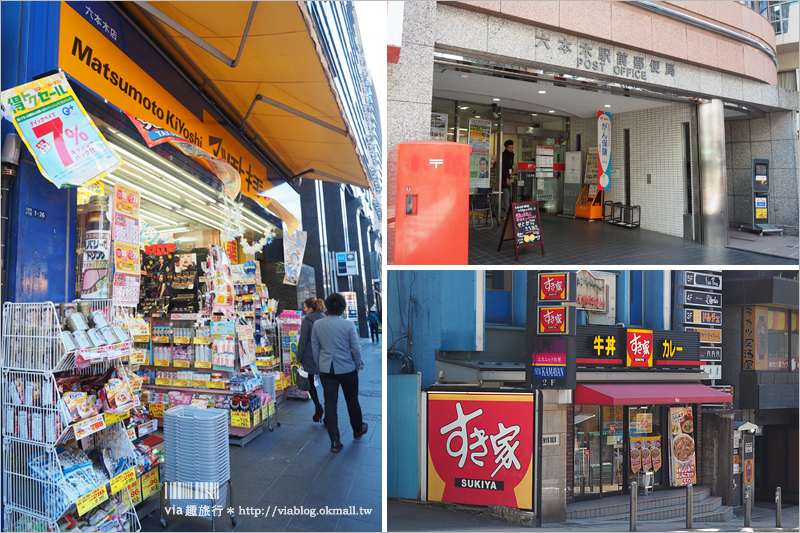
[282,226,308,286]
[597,111,611,191]
[125,112,241,198]
[112,184,141,307]
[0,72,122,188]
[668,407,696,486]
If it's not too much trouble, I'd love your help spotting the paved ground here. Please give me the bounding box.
[388,499,799,532]
[468,213,798,265]
[140,338,382,532]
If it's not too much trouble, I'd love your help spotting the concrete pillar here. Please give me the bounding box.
[698,99,729,246]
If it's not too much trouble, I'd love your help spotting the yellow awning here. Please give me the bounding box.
[125,1,372,192]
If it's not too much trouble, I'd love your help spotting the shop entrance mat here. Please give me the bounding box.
[141,434,164,446]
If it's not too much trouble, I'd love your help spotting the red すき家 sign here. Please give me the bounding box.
[538,306,567,334]
[539,274,567,301]
[626,329,653,367]
[427,393,534,510]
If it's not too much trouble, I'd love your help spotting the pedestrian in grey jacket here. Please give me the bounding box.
[312,293,367,453]
[297,298,326,422]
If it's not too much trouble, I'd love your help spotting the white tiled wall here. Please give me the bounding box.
[570,104,694,237]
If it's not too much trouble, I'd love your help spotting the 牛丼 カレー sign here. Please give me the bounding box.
[427,392,534,509]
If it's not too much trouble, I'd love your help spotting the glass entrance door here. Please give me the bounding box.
[573,405,601,498]
[601,406,625,494]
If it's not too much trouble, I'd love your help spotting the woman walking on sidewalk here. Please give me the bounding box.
[297,297,326,422]
[312,292,368,453]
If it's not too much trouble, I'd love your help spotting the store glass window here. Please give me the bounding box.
[573,405,601,498]
[628,407,664,487]
[602,406,625,494]
[485,271,512,325]
[431,97,457,142]
[767,308,791,370]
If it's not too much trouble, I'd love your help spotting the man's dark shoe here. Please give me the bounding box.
[331,441,343,453]
[354,423,369,440]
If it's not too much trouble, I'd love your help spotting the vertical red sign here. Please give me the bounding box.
[539,274,567,301]
[538,306,567,334]
[626,329,654,367]
[427,393,534,510]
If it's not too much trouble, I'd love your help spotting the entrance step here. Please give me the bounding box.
[566,486,711,519]
[597,495,723,521]
[661,506,735,522]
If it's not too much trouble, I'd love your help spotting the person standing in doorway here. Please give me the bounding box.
[312,293,368,453]
[368,306,380,343]
[297,297,326,423]
[501,139,515,215]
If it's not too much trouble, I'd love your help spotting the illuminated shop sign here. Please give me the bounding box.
[427,393,535,509]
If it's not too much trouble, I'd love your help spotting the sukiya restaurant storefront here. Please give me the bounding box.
[422,328,733,520]
[568,326,733,502]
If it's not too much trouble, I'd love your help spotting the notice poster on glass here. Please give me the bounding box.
[565,151,582,184]
[468,118,491,190]
[668,407,697,486]
[430,113,448,141]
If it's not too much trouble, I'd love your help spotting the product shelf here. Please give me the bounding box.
[145,384,236,395]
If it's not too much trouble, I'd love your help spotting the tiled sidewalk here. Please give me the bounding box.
[139,339,382,532]
[468,213,798,265]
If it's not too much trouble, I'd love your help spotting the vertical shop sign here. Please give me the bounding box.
[224,240,239,265]
[742,307,755,370]
[597,111,611,190]
[430,113,448,141]
[341,292,360,327]
[576,270,607,312]
[282,227,308,286]
[668,407,696,486]
[427,393,535,509]
[112,185,141,306]
[626,329,653,367]
[529,337,576,389]
[0,72,122,188]
[538,306,575,335]
[468,118,491,190]
[537,272,575,302]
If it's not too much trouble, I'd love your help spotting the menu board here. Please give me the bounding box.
[668,407,697,486]
[498,202,545,261]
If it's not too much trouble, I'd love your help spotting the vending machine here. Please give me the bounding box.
[391,141,471,265]
[739,158,783,236]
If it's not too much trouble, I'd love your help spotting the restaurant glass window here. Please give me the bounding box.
[573,405,601,498]
[767,308,791,371]
[628,407,664,487]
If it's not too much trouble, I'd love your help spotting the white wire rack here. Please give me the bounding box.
[260,371,278,431]
[1,299,141,532]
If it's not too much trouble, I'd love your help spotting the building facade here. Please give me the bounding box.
[387,1,799,259]
[1,1,382,328]
[386,270,781,523]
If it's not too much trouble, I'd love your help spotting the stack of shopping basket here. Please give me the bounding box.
[161,406,235,530]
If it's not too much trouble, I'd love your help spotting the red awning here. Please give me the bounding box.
[575,383,733,406]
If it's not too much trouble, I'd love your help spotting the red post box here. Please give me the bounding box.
[390,141,471,265]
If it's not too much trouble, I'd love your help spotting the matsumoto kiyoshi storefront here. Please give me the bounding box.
[567,325,733,501]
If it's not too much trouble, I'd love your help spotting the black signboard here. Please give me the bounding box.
[575,325,626,366]
[685,271,721,290]
[527,337,577,389]
[574,325,702,369]
[684,289,722,308]
[683,309,722,326]
[700,347,722,362]
[498,201,544,261]
[652,330,701,367]
[752,158,769,193]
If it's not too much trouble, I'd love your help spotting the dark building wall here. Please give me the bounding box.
[701,413,734,506]
[359,213,376,310]
[298,178,325,299]
[721,306,743,410]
